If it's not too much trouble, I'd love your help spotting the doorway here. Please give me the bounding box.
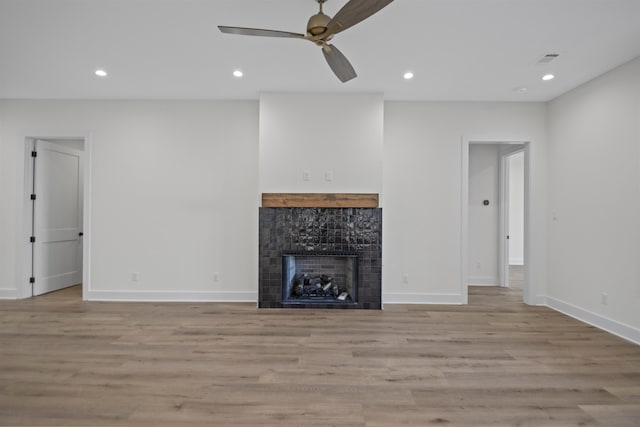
[22,135,91,299]
[461,139,531,305]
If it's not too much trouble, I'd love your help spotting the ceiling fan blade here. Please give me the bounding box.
[322,44,357,83]
[218,26,306,39]
[325,0,394,36]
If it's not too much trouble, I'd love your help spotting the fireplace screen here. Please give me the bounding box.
[282,252,358,304]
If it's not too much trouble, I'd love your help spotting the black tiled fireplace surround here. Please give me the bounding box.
[259,207,382,309]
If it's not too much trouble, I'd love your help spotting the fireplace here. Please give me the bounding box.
[282,252,358,305]
[258,194,381,309]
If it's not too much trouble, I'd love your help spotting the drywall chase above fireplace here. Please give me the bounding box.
[259,193,382,309]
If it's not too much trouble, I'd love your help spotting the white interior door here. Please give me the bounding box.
[500,155,511,287]
[32,140,84,296]
[508,152,525,267]
[499,148,525,288]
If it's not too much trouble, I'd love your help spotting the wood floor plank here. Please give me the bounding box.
[363,404,600,426]
[1,285,639,426]
[579,404,640,427]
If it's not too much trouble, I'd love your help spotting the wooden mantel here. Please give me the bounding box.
[262,193,379,208]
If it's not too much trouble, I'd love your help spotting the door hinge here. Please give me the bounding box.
[29,277,35,284]
[31,150,37,158]
[30,194,36,200]
[30,236,36,243]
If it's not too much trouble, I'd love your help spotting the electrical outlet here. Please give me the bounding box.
[325,170,333,182]
[213,272,220,282]
[303,170,311,181]
[476,262,481,270]
[402,274,409,284]
[131,272,139,282]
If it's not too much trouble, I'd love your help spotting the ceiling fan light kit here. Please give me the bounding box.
[218,0,394,82]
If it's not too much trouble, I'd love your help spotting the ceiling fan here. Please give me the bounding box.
[218,0,394,83]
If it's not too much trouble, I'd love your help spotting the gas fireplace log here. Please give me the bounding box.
[292,274,306,287]
[288,273,351,301]
[291,275,335,290]
[309,277,323,287]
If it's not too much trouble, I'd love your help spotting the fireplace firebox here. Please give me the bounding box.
[282,252,358,305]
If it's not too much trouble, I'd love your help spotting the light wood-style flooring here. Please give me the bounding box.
[509,265,524,289]
[1,285,639,426]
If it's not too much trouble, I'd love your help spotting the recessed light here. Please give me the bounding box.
[233,70,243,78]
[95,69,107,77]
[542,74,555,81]
[403,71,414,80]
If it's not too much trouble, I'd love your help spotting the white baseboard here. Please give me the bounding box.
[85,290,257,302]
[530,295,547,306]
[545,296,640,345]
[509,258,524,265]
[0,289,18,299]
[383,292,464,305]
[468,276,500,286]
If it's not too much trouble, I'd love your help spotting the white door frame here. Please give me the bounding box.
[461,138,532,305]
[20,132,92,299]
[498,146,525,289]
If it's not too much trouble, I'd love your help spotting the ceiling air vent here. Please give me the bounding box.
[537,53,560,64]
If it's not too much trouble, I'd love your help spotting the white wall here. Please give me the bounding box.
[508,151,525,265]
[0,102,11,297]
[383,102,548,303]
[46,138,85,151]
[1,98,549,307]
[547,57,640,340]
[0,100,259,300]
[259,93,383,195]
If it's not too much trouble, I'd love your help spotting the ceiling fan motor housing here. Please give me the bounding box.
[307,12,330,36]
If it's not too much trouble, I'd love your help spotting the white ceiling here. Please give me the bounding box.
[1,0,639,101]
